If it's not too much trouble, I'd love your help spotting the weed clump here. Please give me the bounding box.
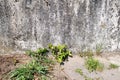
[85,57,104,72]
[8,44,72,80]
[8,48,54,80]
[48,44,72,64]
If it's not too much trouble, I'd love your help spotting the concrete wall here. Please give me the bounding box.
[0,0,120,53]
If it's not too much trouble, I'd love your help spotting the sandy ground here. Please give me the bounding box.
[0,54,31,80]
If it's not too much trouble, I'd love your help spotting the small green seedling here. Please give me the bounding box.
[75,68,83,76]
[84,75,93,80]
[109,63,119,69]
[75,68,94,80]
[85,57,104,72]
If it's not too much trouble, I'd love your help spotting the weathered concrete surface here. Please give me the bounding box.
[62,54,120,80]
[0,0,120,53]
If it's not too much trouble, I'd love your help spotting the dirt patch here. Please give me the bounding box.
[0,54,31,79]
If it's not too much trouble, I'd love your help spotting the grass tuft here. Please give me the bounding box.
[75,68,83,76]
[108,63,119,69]
[85,57,104,72]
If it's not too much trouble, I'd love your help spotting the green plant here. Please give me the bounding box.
[75,68,102,80]
[36,48,49,56]
[9,67,34,80]
[8,44,72,80]
[75,68,95,80]
[26,50,35,57]
[26,60,48,74]
[75,68,83,76]
[79,49,93,57]
[85,57,104,72]
[108,63,119,69]
[26,48,49,60]
[96,44,103,56]
[48,44,72,63]
[9,47,55,80]
[84,75,93,80]
[9,60,48,80]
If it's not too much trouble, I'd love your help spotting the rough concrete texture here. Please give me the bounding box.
[62,54,120,80]
[0,0,120,53]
